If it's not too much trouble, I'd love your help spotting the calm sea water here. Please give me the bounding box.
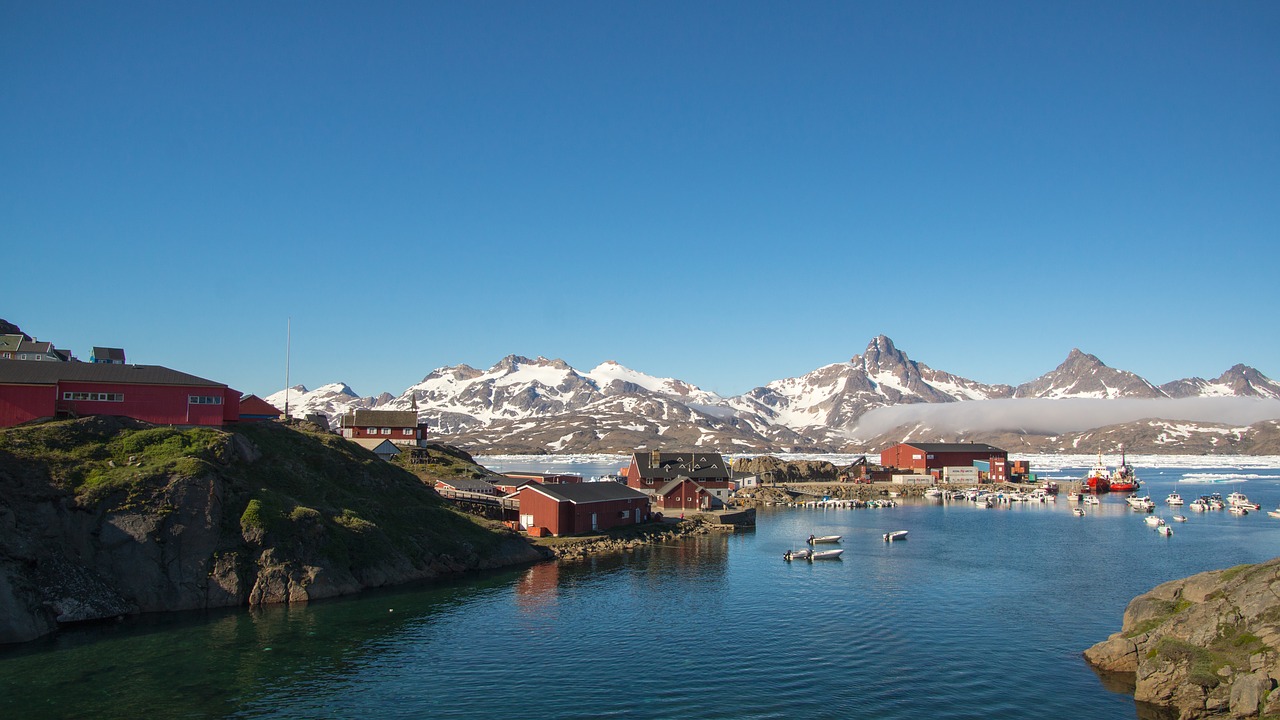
[4,456,1280,720]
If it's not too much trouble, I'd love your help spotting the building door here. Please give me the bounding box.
[591,513,598,531]
[520,514,534,530]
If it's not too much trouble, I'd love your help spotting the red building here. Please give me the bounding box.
[626,450,732,507]
[503,472,582,485]
[0,362,240,427]
[339,409,428,446]
[237,394,283,422]
[654,477,717,511]
[513,482,651,536]
[880,442,1008,475]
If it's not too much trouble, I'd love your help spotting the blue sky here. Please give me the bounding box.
[3,2,1277,398]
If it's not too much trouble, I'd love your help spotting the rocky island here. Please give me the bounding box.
[0,417,547,645]
[1084,558,1280,719]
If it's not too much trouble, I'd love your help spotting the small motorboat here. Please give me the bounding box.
[807,534,842,545]
[1165,492,1184,506]
[808,549,844,561]
[1072,508,1086,517]
[1144,516,1165,527]
[883,530,909,542]
[1229,506,1249,516]
[1172,514,1188,522]
[1156,525,1173,537]
[1189,500,1208,512]
[1268,509,1280,519]
[784,549,812,561]
[1084,495,1100,506]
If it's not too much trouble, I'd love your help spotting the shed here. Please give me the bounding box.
[513,481,651,536]
[349,438,401,461]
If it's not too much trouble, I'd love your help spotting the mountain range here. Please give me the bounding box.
[267,335,1280,455]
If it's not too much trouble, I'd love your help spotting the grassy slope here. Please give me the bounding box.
[0,418,511,573]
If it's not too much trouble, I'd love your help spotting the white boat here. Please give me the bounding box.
[1144,516,1165,527]
[1156,525,1173,537]
[883,530,909,542]
[1165,492,1184,506]
[1228,506,1249,516]
[783,549,812,561]
[924,487,944,498]
[1172,514,1188,522]
[809,549,844,561]
[807,534,842,545]
[1188,500,1208,512]
[1268,509,1280,519]
[1072,508,1086,517]
[1227,491,1249,506]
[1084,495,1100,506]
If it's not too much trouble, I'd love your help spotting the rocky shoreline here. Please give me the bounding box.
[1084,558,1280,719]
[536,515,740,562]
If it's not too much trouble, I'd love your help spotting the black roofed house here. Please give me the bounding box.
[655,477,718,512]
[339,409,428,447]
[625,450,732,507]
[513,481,652,537]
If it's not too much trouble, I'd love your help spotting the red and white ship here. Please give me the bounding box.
[1109,446,1141,492]
[1083,451,1112,493]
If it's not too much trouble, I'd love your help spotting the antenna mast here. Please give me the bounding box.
[284,317,292,420]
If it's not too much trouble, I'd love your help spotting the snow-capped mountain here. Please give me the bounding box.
[268,336,1279,453]
[726,336,1014,432]
[1013,349,1166,399]
[1159,364,1280,400]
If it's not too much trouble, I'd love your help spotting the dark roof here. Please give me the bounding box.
[0,362,225,387]
[92,347,126,362]
[657,477,703,495]
[524,481,649,505]
[436,477,499,493]
[898,442,1006,454]
[631,451,729,480]
[17,340,55,354]
[341,409,419,428]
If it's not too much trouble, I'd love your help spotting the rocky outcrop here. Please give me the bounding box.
[0,418,547,645]
[1084,558,1280,718]
[730,456,840,482]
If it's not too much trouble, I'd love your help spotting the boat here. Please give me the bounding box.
[1165,491,1183,506]
[1228,492,1261,511]
[809,549,844,561]
[1144,515,1165,527]
[1268,509,1280,519]
[1156,525,1173,536]
[1109,445,1140,492]
[1067,492,1081,502]
[1040,481,1060,495]
[1083,495,1100,506]
[1172,514,1188,522]
[1082,451,1113,493]
[1126,495,1154,511]
[807,534,842,545]
[1188,499,1208,512]
[1072,508,1086,517]
[1228,506,1249,516]
[783,549,812,561]
[924,487,944,498]
[883,530,909,542]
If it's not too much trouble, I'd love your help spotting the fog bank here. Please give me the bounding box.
[850,397,1280,439]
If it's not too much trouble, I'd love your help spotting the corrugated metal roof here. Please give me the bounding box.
[0,362,225,387]
[92,347,127,362]
[436,477,499,493]
[526,481,649,504]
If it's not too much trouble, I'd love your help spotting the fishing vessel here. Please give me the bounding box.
[1082,451,1112,493]
[1109,446,1140,492]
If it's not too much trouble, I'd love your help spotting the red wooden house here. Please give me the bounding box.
[237,394,283,422]
[625,450,732,507]
[513,482,651,536]
[339,409,428,446]
[0,362,240,428]
[654,477,718,511]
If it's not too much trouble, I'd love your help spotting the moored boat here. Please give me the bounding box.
[883,530,909,542]
[1268,509,1280,519]
[1172,514,1188,522]
[1109,445,1140,492]
[1156,525,1173,536]
[808,549,844,561]
[807,534,842,545]
[1083,451,1113,493]
[1165,492,1183,506]
[1228,506,1249,516]
[783,549,812,561]
[1144,515,1165,527]
[1072,508,1086,517]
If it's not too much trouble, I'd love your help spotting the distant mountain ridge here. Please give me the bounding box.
[267,335,1280,454]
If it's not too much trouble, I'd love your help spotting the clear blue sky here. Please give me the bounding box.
[4,2,1277,398]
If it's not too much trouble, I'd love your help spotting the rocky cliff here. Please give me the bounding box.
[0,417,546,645]
[1084,558,1280,719]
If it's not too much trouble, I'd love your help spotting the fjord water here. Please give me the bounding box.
[5,459,1280,719]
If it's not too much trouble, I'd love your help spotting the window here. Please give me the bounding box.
[402,428,414,436]
[63,391,123,402]
[380,428,391,435]
[188,396,223,405]
[366,427,377,434]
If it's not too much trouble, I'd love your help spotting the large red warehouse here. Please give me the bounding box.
[514,482,651,537]
[0,362,241,428]
[880,442,1008,474]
